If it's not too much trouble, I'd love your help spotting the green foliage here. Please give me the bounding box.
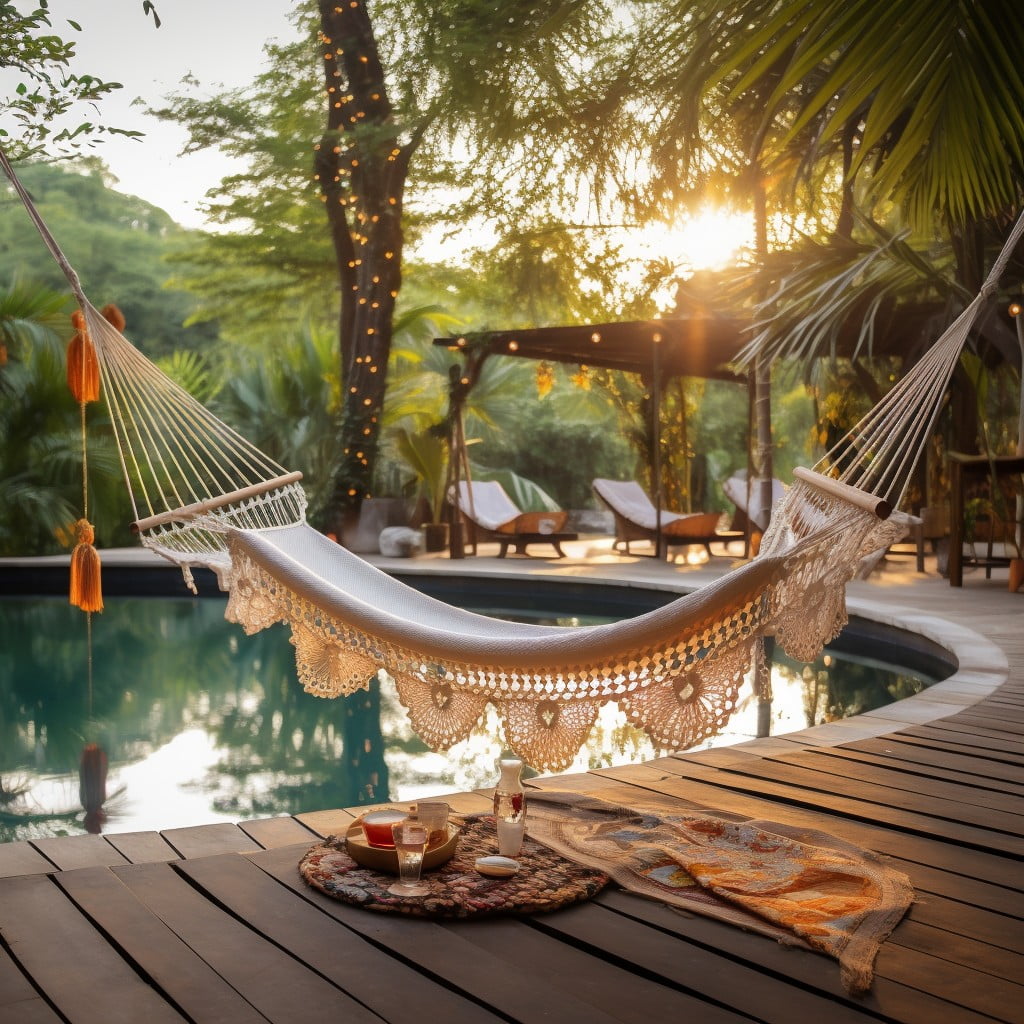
[0,161,220,359]
[0,279,127,555]
[0,2,142,158]
[211,322,340,526]
[391,426,448,522]
[149,15,337,345]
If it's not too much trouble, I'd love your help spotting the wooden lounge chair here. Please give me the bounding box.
[721,472,787,535]
[592,478,743,557]
[454,480,575,557]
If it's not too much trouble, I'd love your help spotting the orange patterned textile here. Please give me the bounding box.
[526,791,914,994]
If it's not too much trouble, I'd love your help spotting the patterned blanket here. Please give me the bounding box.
[526,791,914,994]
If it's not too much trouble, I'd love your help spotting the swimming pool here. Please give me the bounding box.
[0,584,952,843]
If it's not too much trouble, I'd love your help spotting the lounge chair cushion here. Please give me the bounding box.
[457,481,569,535]
[592,479,690,532]
[456,480,520,532]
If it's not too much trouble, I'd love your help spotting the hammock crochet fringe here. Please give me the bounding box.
[4,146,1021,771]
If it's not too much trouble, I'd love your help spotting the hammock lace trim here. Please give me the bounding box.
[222,498,890,772]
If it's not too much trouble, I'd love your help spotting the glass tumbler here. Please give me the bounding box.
[388,819,430,896]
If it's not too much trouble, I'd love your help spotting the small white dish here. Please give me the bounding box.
[474,855,520,878]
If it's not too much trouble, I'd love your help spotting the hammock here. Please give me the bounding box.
[4,147,1021,771]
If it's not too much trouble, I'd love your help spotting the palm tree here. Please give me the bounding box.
[637,1,1024,464]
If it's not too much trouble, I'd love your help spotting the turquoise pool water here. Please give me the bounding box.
[0,593,944,843]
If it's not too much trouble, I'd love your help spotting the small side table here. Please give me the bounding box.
[947,452,1024,586]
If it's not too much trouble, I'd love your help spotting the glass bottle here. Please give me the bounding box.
[493,757,526,856]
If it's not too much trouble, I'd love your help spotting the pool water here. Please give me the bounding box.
[0,594,943,843]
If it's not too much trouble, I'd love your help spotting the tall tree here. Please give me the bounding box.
[315,1,413,534]
[157,1,631,535]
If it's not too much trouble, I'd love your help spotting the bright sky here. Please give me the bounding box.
[38,0,297,228]
[25,2,754,270]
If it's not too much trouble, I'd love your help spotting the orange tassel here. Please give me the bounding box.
[67,310,100,403]
[101,303,126,331]
[70,519,103,612]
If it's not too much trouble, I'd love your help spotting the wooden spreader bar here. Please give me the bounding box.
[791,467,892,520]
[131,471,304,534]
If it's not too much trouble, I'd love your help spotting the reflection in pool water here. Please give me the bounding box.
[0,595,942,842]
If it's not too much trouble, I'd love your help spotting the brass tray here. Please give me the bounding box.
[345,821,460,874]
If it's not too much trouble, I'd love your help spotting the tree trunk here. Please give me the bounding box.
[317,2,413,537]
[752,173,774,530]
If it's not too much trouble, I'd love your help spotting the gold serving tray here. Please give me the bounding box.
[345,821,460,874]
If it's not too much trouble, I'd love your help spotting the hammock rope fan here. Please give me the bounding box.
[4,147,1021,772]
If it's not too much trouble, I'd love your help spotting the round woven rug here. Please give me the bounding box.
[299,815,609,918]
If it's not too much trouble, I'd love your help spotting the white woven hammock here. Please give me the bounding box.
[5,147,1021,771]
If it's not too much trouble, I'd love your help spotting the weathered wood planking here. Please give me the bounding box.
[250,843,682,1024]
[53,865,267,1024]
[0,840,54,879]
[111,859,379,1023]
[159,821,262,859]
[0,873,186,1024]
[176,849,502,1024]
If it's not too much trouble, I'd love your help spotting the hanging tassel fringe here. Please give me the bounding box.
[70,519,103,612]
[67,310,100,403]
[101,303,126,331]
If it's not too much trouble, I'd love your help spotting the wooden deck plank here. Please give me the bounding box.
[595,889,1017,1024]
[236,815,318,850]
[0,873,186,1024]
[0,945,63,1023]
[294,806,357,837]
[0,840,54,878]
[900,723,1024,759]
[830,738,1024,792]
[176,848,503,1024]
[29,834,129,871]
[103,831,181,864]
[112,860,378,1024]
[530,896,883,1022]
[443,913,747,1024]
[645,757,1024,863]
[250,843,661,1024]
[892,918,1024,984]
[720,748,1024,825]
[53,866,267,1024]
[770,746,1024,809]
[159,821,261,859]
[862,731,1024,773]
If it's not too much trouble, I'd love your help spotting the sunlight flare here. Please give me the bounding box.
[653,207,754,270]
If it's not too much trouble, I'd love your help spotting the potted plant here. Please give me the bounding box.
[393,425,450,552]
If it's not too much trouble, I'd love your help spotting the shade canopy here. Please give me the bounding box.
[434,317,750,383]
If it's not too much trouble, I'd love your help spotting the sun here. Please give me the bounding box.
[650,207,755,271]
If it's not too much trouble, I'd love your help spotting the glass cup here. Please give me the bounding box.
[415,801,450,847]
[388,819,430,896]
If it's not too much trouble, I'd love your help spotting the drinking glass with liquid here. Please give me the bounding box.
[388,819,430,896]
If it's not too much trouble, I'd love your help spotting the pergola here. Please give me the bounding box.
[433,315,754,557]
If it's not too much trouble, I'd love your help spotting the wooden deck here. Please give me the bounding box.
[1,552,1022,1023]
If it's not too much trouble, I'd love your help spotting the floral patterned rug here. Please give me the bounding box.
[525,791,914,994]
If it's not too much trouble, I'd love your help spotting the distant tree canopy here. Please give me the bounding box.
[0,161,219,358]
